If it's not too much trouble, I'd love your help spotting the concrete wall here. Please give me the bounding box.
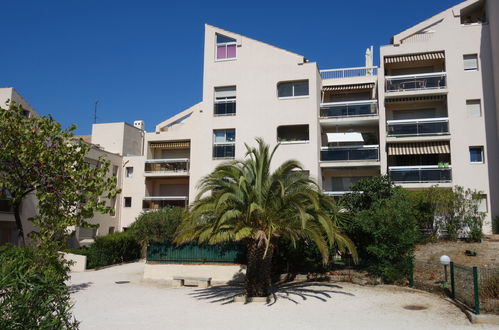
[61,252,87,272]
[92,122,144,157]
[143,263,246,283]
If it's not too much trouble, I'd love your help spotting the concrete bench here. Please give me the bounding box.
[172,276,212,288]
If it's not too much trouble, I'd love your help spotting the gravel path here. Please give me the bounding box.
[69,261,494,330]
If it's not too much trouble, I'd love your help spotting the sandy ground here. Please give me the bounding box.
[69,261,495,330]
[415,240,499,267]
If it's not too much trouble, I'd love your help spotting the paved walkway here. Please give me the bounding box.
[69,261,494,330]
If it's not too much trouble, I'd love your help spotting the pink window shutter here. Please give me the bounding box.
[216,45,226,59]
[227,44,236,58]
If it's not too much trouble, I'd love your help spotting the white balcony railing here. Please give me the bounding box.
[387,117,449,136]
[320,100,378,118]
[385,72,447,92]
[389,165,452,183]
[144,158,189,174]
[320,66,378,80]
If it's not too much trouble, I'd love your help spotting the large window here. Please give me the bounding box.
[213,129,236,159]
[469,146,484,163]
[277,80,309,98]
[277,125,309,143]
[214,86,236,116]
[216,34,236,60]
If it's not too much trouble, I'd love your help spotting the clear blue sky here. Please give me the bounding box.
[3,0,461,134]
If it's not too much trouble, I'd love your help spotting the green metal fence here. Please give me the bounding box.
[146,242,246,264]
[451,263,479,314]
[478,266,499,313]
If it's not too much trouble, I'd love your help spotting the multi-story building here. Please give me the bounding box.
[2,0,497,241]
[117,0,497,234]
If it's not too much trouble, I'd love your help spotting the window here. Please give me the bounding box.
[478,194,488,213]
[463,54,478,71]
[112,165,119,177]
[213,129,235,159]
[277,125,309,143]
[125,167,133,178]
[216,34,236,60]
[466,100,481,117]
[0,189,13,213]
[469,146,484,163]
[124,197,132,207]
[277,80,309,98]
[214,86,236,116]
[108,227,115,234]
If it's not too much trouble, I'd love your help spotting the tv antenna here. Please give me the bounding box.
[93,100,99,123]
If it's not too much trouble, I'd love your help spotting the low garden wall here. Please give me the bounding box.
[143,263,246,283]
[60,252,87,272]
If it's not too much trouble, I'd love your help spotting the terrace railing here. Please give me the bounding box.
[320,100,378,118]
[389,165,452,183]
[320,67,378,80]
[385,72,447,92]
[387,117,449,136]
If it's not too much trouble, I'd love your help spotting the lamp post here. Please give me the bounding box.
[440,255,451,283]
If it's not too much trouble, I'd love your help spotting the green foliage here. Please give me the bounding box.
[129,206,184,246]
[0,103,120,250]
[409,186,486,242]
[493,216,499,235]
[0,245,79,329]
[69,232,141,269]
[341,176,419,283]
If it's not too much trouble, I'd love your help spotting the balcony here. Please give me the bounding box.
[387,118,449,137]
[213,143,235,159]
[389,165,452,183]
[144,159,189,176]
[143,196,189,210]
[320,67,378,80]
[321,145,379,162]
[320,100,378,119]
[385,72,446,93]
[323,191,354,197]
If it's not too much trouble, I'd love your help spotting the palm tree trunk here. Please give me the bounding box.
[245,239,274,297]
[13,202,25,247]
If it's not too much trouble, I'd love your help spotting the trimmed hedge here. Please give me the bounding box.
[69,232,141,269]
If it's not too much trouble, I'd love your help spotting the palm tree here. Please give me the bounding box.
[175,138,357,297]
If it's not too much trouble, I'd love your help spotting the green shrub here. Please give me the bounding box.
[273,238,336,274]
[0,245,79,329]
[129,206,184,247]
[75,232,141,269]
[493,216,499,234]
[341,176,419,283]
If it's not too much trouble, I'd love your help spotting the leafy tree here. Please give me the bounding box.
[129,206,184,247]
[341,176,419,283]
[175,138,356,297]
[0,245,79,329]
[0,103,120,250]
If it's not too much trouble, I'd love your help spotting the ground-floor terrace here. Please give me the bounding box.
[68,261,494,330]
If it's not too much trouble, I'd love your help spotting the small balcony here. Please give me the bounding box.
[387,118,449,137]
[213,143,235,159]
[320,67,378,80]
[321,145,379,162]
[389,165,452,183]
[143,196,189,210]
[320,100,378,119]
[385,72,447,93]
[144,159,189,176]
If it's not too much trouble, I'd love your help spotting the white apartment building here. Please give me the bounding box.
[1,0,497,243]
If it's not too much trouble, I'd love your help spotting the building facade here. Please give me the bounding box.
[1,0,497,242]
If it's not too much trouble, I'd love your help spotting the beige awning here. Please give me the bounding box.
[150,141,190,149]
[385,51,445,64]
[323,83,375,91]
[385,95,446,104]
[388,141,450,155]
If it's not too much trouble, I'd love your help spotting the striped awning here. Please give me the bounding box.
[385,51,445,64]
[150,141,190,149]
[323,83,375,91]
[388,141,450,155]
[385,95,446,104]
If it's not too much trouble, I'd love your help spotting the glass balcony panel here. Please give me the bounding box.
[389,167,452,183]
[387,119,449,136]
[144,160,189,173]
[385,73,447,92]
[321,146,379,161]
[320,102,377,118]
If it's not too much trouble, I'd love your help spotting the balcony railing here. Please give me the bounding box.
[324,191,354,197]
[385,72,447,92]
[143,196,189,209]
[144,159,189,174]
[389,165,452,183]
[320,67,378,80]
[320,100,378,118]
[321,145,379,162]
[387,117,449,136]
[213,143,235,159]
[214,100,236,116]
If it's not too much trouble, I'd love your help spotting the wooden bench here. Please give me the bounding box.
[172,276,212,288]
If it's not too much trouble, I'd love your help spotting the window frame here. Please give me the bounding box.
[215,34,237,62]
[469,146,484,164]
[213,129,236,159]
[124,197,132,208]
[277,80,310,99]
[466,99,482,118]
[463,54,479,71]
[214,86,237,116]
[276,124,310,144]
[125,167,134,178]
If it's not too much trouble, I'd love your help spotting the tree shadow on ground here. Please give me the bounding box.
[189,281,354,306]
[69,282,93,293]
